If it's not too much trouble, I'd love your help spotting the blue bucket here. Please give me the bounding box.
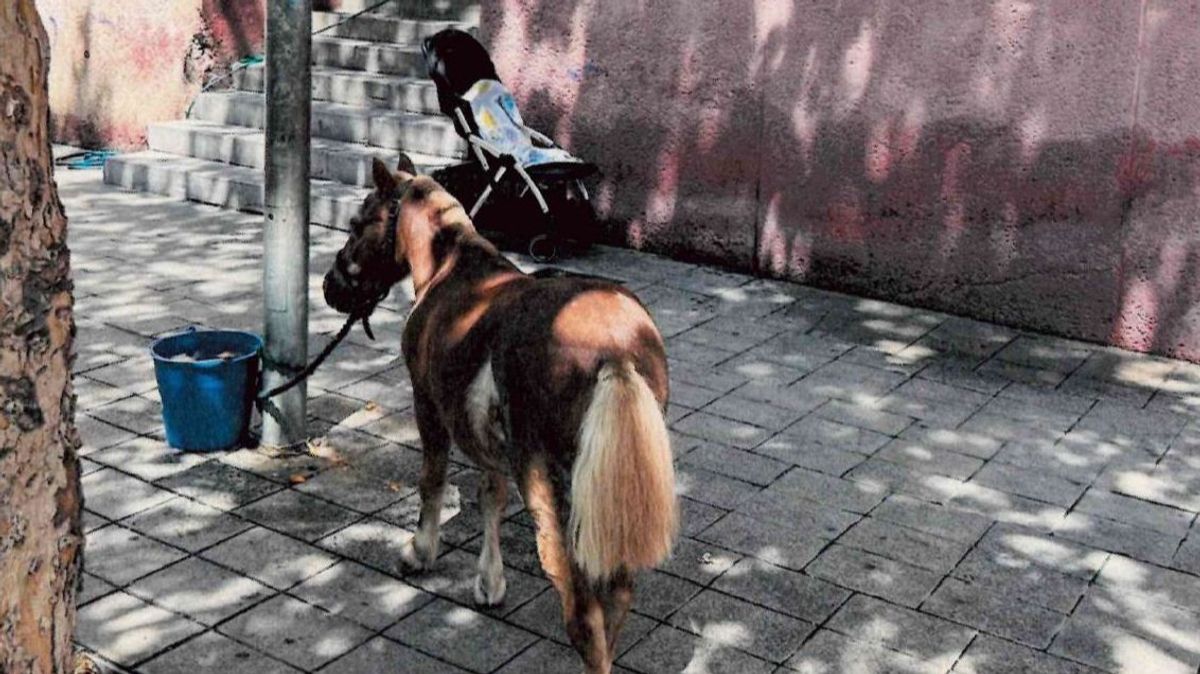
[150,328,262,451]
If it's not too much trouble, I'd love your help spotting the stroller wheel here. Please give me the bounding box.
[529,234,558,263]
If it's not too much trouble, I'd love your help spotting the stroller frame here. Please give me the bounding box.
[457,110,590,221]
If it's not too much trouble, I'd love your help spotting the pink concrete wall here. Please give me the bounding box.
[37,0,266,149]
[482,0,1200,362]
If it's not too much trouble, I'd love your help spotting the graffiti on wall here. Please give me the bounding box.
[36,0,265,149]
[482,0,1200,362]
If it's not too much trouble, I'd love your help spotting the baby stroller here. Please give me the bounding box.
[422,28,597,261]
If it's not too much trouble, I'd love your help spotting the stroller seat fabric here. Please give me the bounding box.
[463,79,583,169]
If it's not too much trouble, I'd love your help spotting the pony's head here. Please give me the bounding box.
[322,155,418,314]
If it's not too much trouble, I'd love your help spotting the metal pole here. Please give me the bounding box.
[261,0,311,449]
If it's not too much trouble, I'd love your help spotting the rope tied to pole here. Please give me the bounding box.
[254,288,388,408]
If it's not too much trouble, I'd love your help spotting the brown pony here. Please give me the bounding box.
[323,156,677,673]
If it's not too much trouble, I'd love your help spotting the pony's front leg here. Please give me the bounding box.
[401,396,449,572]
[473,470,508,606]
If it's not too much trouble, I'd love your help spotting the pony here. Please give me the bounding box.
[322,155,677,673]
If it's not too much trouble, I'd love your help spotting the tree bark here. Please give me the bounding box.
[0,1,83,672]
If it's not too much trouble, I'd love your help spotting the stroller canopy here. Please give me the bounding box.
[423,28,499,115]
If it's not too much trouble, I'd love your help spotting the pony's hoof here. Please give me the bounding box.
[473,573,507,607]
[400,539,433,573]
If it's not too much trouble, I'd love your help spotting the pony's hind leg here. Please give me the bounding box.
[523,463,611,673]
[474,470,508,606]
[401,397,450,572]
[567,590,610,674]
[601,569,634,658]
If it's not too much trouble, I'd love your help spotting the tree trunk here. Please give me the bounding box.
[0,1,83,672]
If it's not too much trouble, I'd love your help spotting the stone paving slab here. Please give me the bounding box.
[122,496,253,552]
[386,599,539,672]
[126,556,274,626]
[785,628,947,674]
[620,624,777,674]
[140,631,302,673]
[78,574,118,607]
[201,527,341,590]
[953,633,1102,674]
[1048,595,1200,674]
[806,543,943,608]
[63,170,1200,672]
[696,512,830,570]
[288,560,433,629]
[76,592,205,667]
[923,577,1067,649]
[217,594,375,670]
[826,594,975,668]
[88,435,212,482]
[836,516,970,574]
[507,588,657,658]
[84,525,188,587]
[154,460,285,511]
[323,636,471,673]
[80,469,177,520]
[674,589,817,663]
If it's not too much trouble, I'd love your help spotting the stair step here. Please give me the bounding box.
[147,119,454,187]
[333,0,481,23]
[103,151,368,230]
[189,90,466,158]
[234,65,440,114]
[103,1,483,224]
[312,36,426,78]
[312,12,472,44]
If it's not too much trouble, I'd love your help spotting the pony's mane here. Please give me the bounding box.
[408,177,513,301]
[415,176,504,258]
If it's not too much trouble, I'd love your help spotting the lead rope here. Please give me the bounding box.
[254,288,388,409]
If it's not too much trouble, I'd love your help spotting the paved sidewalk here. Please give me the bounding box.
[64,167,1200,674]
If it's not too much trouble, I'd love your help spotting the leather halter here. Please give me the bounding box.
[335,195,401,297]
[382,194,401,267]
[328,194,402,341]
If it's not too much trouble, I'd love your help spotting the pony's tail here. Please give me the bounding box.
[569,360,677,582]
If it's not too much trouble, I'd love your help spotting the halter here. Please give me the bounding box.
[357,194,403,339]
[382,193,401,269]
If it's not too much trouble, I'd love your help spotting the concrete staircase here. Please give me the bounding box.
[103,0,480,230]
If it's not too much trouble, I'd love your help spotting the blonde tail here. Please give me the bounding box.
[570,360,677,582]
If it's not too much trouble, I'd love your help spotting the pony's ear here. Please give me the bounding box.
[372,157,397,194]
[396,153,417,180]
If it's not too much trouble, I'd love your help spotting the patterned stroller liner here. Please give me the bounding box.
[462,79,583,169]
